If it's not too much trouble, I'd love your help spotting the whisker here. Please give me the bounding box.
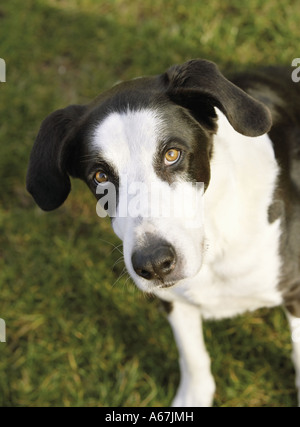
[123,275,136,293]
[112,256,125,270]
[112,267,128,288]
[123,273,133,287]
[111,244,124,256]
[98,239,124,255]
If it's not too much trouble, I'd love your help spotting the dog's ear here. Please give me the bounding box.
[164,59,272,137]
[26,104,87,211]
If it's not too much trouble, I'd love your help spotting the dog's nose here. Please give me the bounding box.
[131,243,177,282]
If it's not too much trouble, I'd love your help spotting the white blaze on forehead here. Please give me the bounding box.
[91,109,162,180]
[91,108,205,231]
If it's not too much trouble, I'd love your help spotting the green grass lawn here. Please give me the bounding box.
[0,0,299,407]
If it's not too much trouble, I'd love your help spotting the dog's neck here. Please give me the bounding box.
[203,109,280,260]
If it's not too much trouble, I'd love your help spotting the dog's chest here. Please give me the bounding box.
[185,219,283,319]
[167,215,283,320]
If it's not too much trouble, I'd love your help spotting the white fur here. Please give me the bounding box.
[92,109,159,184]
[168,301,215,407]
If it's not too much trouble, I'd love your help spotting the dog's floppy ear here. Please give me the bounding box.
[26,104,87,211]
[164,59,272,137]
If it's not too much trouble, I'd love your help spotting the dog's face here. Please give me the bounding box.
[27,60,272,293]
[89,103,211,292]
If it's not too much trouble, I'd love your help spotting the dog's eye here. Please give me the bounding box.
[94,171,109,185]
[164,149,181,166]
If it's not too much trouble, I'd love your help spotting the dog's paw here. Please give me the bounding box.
[171,376,216,408]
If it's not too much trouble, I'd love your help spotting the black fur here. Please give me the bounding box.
[165,59,272,137]
[26,105,88,211]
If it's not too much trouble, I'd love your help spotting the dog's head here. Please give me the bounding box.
[27,59,272,293]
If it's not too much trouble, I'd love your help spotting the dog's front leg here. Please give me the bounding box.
[168,301,215,407]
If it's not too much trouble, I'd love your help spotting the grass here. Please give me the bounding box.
[0,0,299,407]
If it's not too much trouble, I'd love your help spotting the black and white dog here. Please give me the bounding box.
[27,59,300,406]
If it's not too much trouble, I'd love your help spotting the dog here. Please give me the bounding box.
[26,59,300,407]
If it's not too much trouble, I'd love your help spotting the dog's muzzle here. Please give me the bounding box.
[131,240,177,287]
